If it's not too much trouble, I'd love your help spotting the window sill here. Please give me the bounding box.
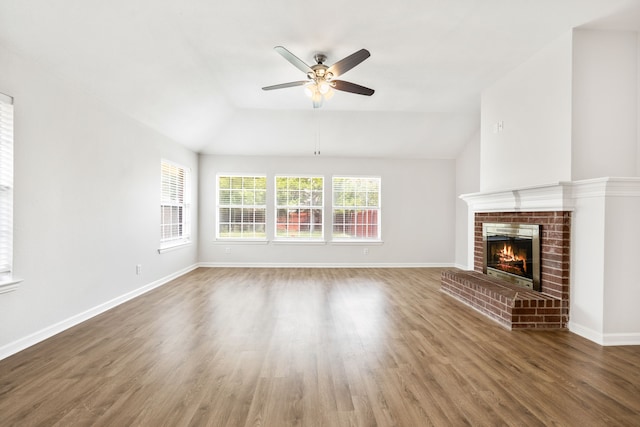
[158,241,192,254]
[0,276,23,294]
[214,239,269,245]
[271,240,327,245]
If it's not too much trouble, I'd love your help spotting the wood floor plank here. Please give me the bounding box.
[1,267,639,426]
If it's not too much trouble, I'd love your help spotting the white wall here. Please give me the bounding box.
[572,29,638,180]
[480,31,573,192]
[199,155,456,266]
[569,187,606,339]
[454,131,480,268]
[602,189,640,341]
[0,46,198,358]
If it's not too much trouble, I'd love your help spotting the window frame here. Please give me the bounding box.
[216,174,267,241]
[159,159,192,252]
[0,92,21,292]
[274,175,324,241]
[331,176,382,242]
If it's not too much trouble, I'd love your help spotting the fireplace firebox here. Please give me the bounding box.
[482,223,540,291]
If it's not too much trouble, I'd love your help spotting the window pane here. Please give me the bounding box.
[230,208,242,222]
[312,209,323,225]
[231,176,243,189]
[219,208,230,222]
[243,190,255,205]
[219,190,231,205]
[312,191,323,205]
[244,176,255,189]
[242,208,254,222]
[230,189,242,205]
[276,208,288,225]
[219,176,230,189]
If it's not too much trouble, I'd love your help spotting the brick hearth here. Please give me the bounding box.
[441,270,564,329]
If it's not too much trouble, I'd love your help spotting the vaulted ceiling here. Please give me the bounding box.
[1,0,638,158]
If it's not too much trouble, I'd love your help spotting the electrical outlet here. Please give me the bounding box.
[136,264,142,275]
[225,247,231,254]
[363,248,369,255]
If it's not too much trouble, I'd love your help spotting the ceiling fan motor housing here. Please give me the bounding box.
[314,53,327,64]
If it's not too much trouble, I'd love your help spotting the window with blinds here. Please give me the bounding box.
[217,175,267,239]
[0,93,14,280]
[160,160,191,248]
[332,176,381,241]
[275,176,323,240]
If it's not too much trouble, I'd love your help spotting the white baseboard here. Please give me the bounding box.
[601,332,640,346]
[568,322,640,346]
[568,322,605,345]
[197,262,455,268]
[0,264,199,361]
[452,263,470,270]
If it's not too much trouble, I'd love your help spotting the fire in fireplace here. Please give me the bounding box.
[482,223,540,291]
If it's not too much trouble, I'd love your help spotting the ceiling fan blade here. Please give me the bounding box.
[327,49,370,77]
[262,81,308,91]
[332,80,375,96]
[274,46,313,74]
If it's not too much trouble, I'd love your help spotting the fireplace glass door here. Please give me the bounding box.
[482,223,540,291]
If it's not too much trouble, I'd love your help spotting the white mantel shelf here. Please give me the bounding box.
[460,177,640,212]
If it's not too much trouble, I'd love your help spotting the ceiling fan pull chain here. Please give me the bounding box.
[314,111,321,156]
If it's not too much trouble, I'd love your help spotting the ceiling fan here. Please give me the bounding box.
[262,46,375,108]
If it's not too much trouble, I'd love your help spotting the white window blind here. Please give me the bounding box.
[160,160,191,248]
[332,176,381,241]
[0,93,14,277]
[217,175,267,239]
[275,176,323,240]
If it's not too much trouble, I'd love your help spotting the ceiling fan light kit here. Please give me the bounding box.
[262,46,375,108]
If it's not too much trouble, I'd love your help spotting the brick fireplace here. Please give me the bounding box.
[451,179,640,345]
[441,210,570,329]
[474,211,570,305]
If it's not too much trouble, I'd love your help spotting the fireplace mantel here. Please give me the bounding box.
[460,181,572,212]
[460,178,640,212]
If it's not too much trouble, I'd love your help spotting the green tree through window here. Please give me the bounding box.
[275,176,323,239]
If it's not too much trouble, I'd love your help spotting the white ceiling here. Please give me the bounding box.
[1,0,639,158]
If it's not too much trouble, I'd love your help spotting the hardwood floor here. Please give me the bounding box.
[1,267,639,426]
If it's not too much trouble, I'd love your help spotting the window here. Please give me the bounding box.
[160,160,191,249]
[275,176,323,240]
[217,175,266,239]
[332,176,381,241]
[0,93,19,291]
